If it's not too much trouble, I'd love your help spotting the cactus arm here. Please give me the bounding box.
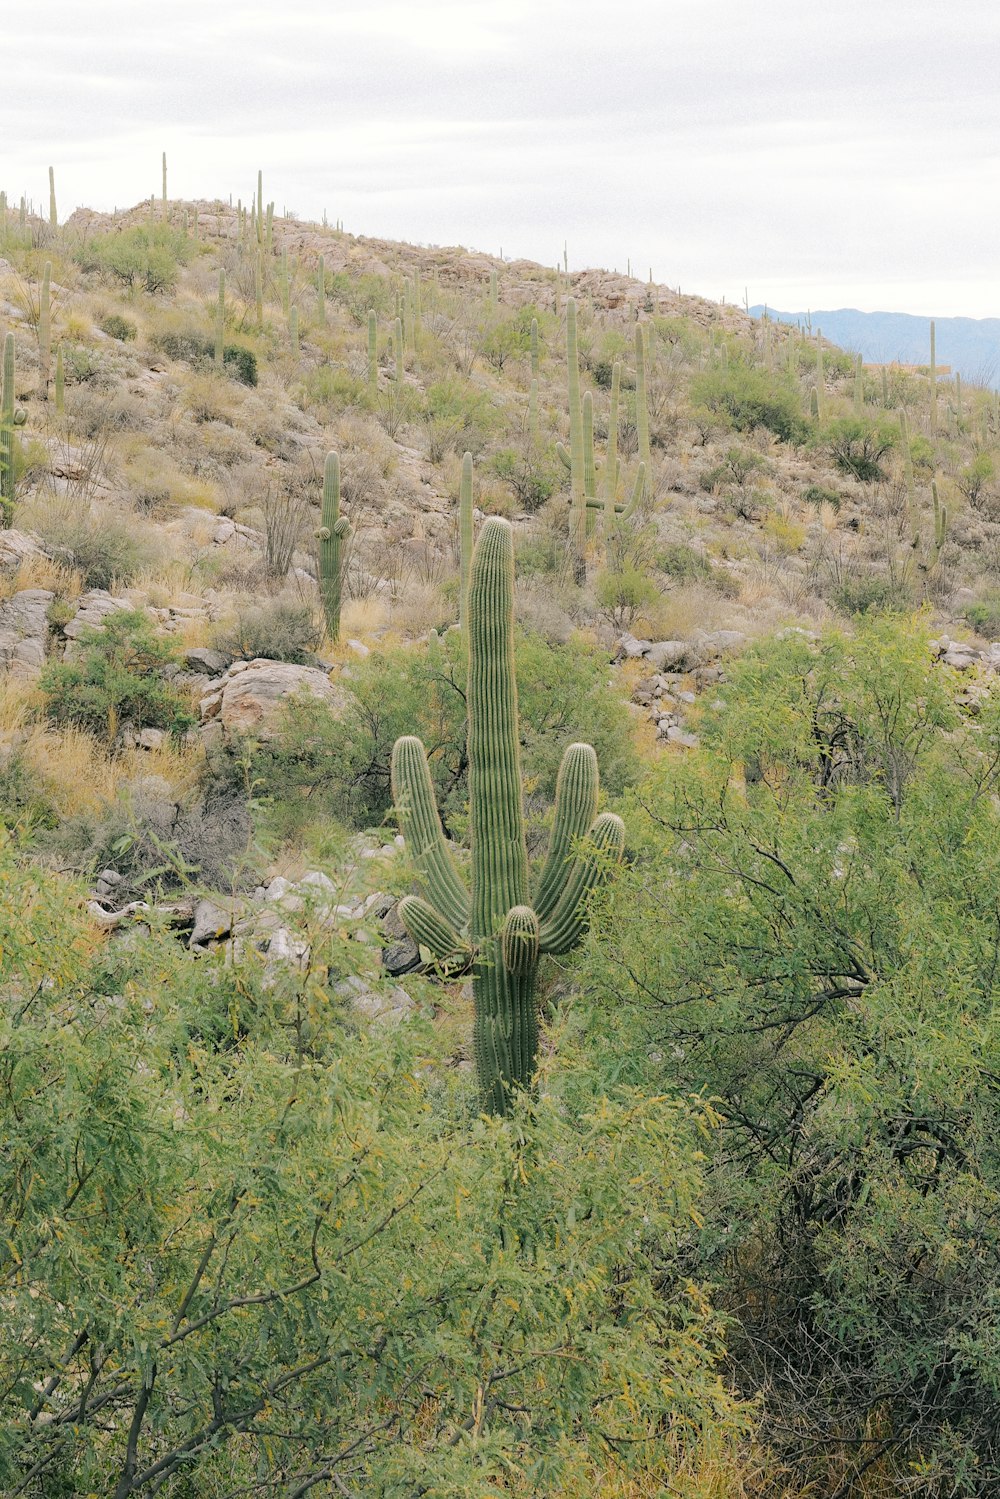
[398,895,471,966]
[533,743,599,921]
[556,441,571,471]
[391,735,469,932]
[539,812,626,955]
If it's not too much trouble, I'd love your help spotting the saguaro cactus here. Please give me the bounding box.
[603,360,622,524]
[929,319,937,432]
[530,316,539,378]
[0,333,25,526]
[48,167,57,231]
[38,262,52,395]
[367,309,378,391]
[214,269,225,368]
[391,517,624,1114]
[635,323,650,492]
[317,451,350,640]
[566,298,585,573]
[459,450,474,631]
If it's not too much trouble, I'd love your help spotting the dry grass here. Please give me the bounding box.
[0,555,83,601]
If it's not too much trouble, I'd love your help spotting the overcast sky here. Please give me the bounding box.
[3,0,998,318]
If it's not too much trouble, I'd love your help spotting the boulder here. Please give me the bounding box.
[0,529,45,570]
[0,588,53,676]
[335,974,415,1025]
[200,659,348,738]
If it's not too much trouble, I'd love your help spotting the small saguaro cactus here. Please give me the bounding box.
[38,262,52,394]
[254,252,263,327]
[214,268,225,368]
[1,333,27,526]
[603,359,622,527]
[54,344,64,414]
[635,322,650,489]
[530,316,539,378]
[489,268,498,307]
[317,451,350,640]
[48,167,57,231]
[367,309,378,390]
[289,305,299,354]
[317,255,326,325]
[391,517,625,1114]
[459,450,474,631]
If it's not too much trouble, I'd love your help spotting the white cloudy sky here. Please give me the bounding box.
[3,0,998,318]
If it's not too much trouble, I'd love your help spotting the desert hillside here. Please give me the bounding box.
[4,182,1000,1497]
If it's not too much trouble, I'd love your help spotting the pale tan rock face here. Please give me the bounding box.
[200,658,348,738]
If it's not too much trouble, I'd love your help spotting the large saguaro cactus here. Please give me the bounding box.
[317,452,350,640]
[0,333,25,526]
[391,517,625,1114]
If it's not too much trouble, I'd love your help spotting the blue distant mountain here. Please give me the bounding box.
[748,306,1000,390]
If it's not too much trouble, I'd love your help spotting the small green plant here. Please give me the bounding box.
[76,225,189,294]
[39,609,195,746]
[824,416,897,483]
[100,313,137,342]
[595,565,658,630]
[690,364,808,443]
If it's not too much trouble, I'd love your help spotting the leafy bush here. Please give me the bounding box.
[658,543,712,581]
[957,450,996,506]
[831,570,908,616]
[212,600,323,664]
[824,415,897,482]
[36,512,161,589]
[581,619,1000,1491]
[39,608,195,746]
[100,312,137,341]
[249,628,639,841]
[152,329,258,385]
[594,565,659,630]
[963,593,1000,637]
[803,482,842,509]
[690,365,808,443]
[491,448,558,510]
[76,224,190,294]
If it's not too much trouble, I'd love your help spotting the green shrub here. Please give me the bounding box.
[212,601,323,664]
[964,594,1000,637]
[152,329,257,385]
[831,571,908,616]
[594,566,659,630]
[249,628,639,841]
[36,513,160,589]
[39,609,195,746]
[689,365,808,443]
[100,313,137,341]
[658,543,712,581]
[824,415,897,482]
[76,225,190,294]
[491,448,558,511]
[803,482,842,510]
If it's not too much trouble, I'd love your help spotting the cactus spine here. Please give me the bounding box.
[459,450,474,631]
[0,334,22,526]
[391,517,624,1114]
[317,451,350,640]
[48,167,57,231]
[214,268,225,368]
[368,309,378,391]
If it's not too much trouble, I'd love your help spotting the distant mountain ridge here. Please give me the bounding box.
[748,305,1000,390]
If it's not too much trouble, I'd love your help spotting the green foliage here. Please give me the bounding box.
[491,446,558,510]
[249,626,638,840]
[38,512,160,589]
[824,414,898,481]
[152,328,258,385]
[657,542,713,581]
[699,445,767,492]
[802,481,842,509]
[423,376,501,456]
[0,844,742,1494]
[581,618,1000,1491]
[963,593,1000,637]
[690,364,808,443]
[327,270,395,323]
[831,570,909,616]
[957,450,995,505]
[212,599,322,664]
[99,312,137,341]
[76,224,190,293]
[39,608,195,745]
[594,564,658,629]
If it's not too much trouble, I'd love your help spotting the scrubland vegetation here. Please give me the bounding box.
[3,172,1000,1496]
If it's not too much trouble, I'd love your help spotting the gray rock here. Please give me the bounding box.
[0,588,53,676]
[95,868,123,899]
[200,659,348,739]
[666,726,700,749]
[335,974,415,1025]
[616,633,652,660]
[189,898,235,948]
[185,647,230,675]
[646,639,693,672]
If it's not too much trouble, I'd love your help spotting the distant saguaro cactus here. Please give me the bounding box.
[367,309,378,391]
[48,167,57,231]
[317,452,350,641]
[214,269,225,368]
[459,450,474,632]
[0,333,26,525]
[391,517,624,1114]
